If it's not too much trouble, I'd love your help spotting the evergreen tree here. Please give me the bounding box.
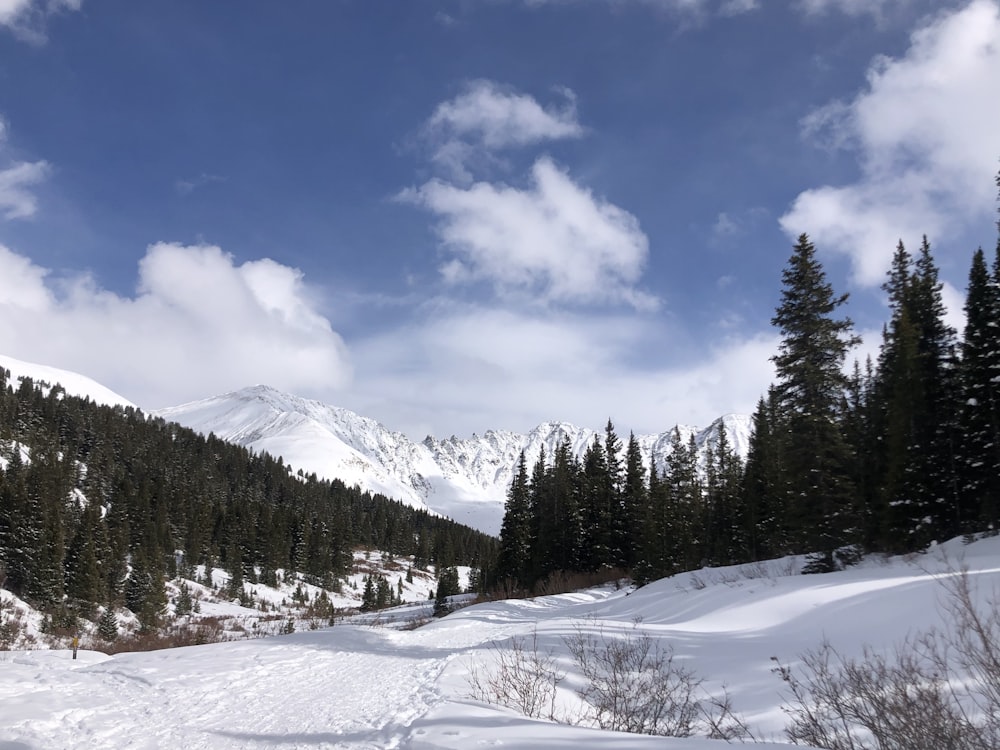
[771,234,860,569]
[739,390,787,560]
[433,566,460,616]
[620,432,647,571]
[843,358,880,550]
[495,452,532,589]
[703,421,744,566]
[958,240,1000,534]
[580,435,611,570]
[360,576,377,612]
[174,581,193,616]
[64,500,106,613]
[874,239,959,549]
[97,607,118,641]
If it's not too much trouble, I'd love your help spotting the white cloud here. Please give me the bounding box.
[428,81,582,150]
[0,242,351,408]
[781,0,1000,287]
[0,159,49,219]
[402,157,657,310]
[349,304,778,439]
[795,0,942,18]
[424,80,583,180]
[0,0,81,42]
[0,239,776,441]
[720,0,759,15]
[0,118,50,219]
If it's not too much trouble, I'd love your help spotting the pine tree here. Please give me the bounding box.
[620,432,647,571]
[703,421,744,566]
[843,358,880,550]
[958,238,1000,533]
[97,607,118,641]
[433,566,460,617]
[360,576,377,612]
[580,435,611,570]
[739,392,785,561]
[771,234,860,569]
[874,238,960,549]
[174,581,193,616]
[495,452,532,589]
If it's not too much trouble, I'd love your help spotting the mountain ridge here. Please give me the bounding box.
[0,354,752,536]
[156,385,753,535]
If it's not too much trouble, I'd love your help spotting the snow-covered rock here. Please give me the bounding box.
[156,387,752,535]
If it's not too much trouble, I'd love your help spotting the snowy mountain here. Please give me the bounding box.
[0,353,135,409]
[156,386,753,536]
[0,353,752,536]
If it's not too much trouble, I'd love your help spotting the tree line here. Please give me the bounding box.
[0,377,496,630]
[493,170,1000,590]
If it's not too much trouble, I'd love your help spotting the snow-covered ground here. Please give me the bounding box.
[4,535,1000,748]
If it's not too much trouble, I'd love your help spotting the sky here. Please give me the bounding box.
[0,0,998,441]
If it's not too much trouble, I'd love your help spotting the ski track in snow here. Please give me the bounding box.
[1,628,465,750]
[4,537,1000,749]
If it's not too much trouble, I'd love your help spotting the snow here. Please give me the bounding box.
[0,354,135,409]
[4,536,1000,749]
[154,385,753,536]
[0,353,753,536]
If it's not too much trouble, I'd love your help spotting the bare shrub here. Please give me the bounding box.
[565,621,750,739]
[467,628,566,722]
[532,568,628,597]
[773,568,1000,750]
[98,617,229,653]
[487,577,529,601]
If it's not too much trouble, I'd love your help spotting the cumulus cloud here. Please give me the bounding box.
[0,242,351,408]
[0,121,50,219]
[0,0,81,42]
[402,157,656,310]
[781,0,1000,286]
[428,80,582,150]
[424,80,583,181]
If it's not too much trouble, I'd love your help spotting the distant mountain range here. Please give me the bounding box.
[1,354,752,536]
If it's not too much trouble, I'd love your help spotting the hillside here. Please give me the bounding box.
[3,535,999,748]
[156,386,752,535]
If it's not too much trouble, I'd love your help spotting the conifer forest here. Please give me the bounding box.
[0,378,495,631]
[492,170,1000,591]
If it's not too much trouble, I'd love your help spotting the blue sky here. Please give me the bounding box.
[0,0,998,439]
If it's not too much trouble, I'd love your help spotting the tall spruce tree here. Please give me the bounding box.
[739,389,787,560]
[703,422,744,566]
[620,432,646,570]
[771,234,860,570]
[495,451,532,589]
[843,357,880,550]
[874,238,959,549]
[958,226,1000,533]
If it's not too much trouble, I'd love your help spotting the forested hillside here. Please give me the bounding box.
[0,373,496,631]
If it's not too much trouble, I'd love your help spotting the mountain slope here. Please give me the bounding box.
[0,354,135,409]
[156,386,752,535]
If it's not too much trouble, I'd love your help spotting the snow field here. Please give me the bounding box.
[2,535,999,748]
